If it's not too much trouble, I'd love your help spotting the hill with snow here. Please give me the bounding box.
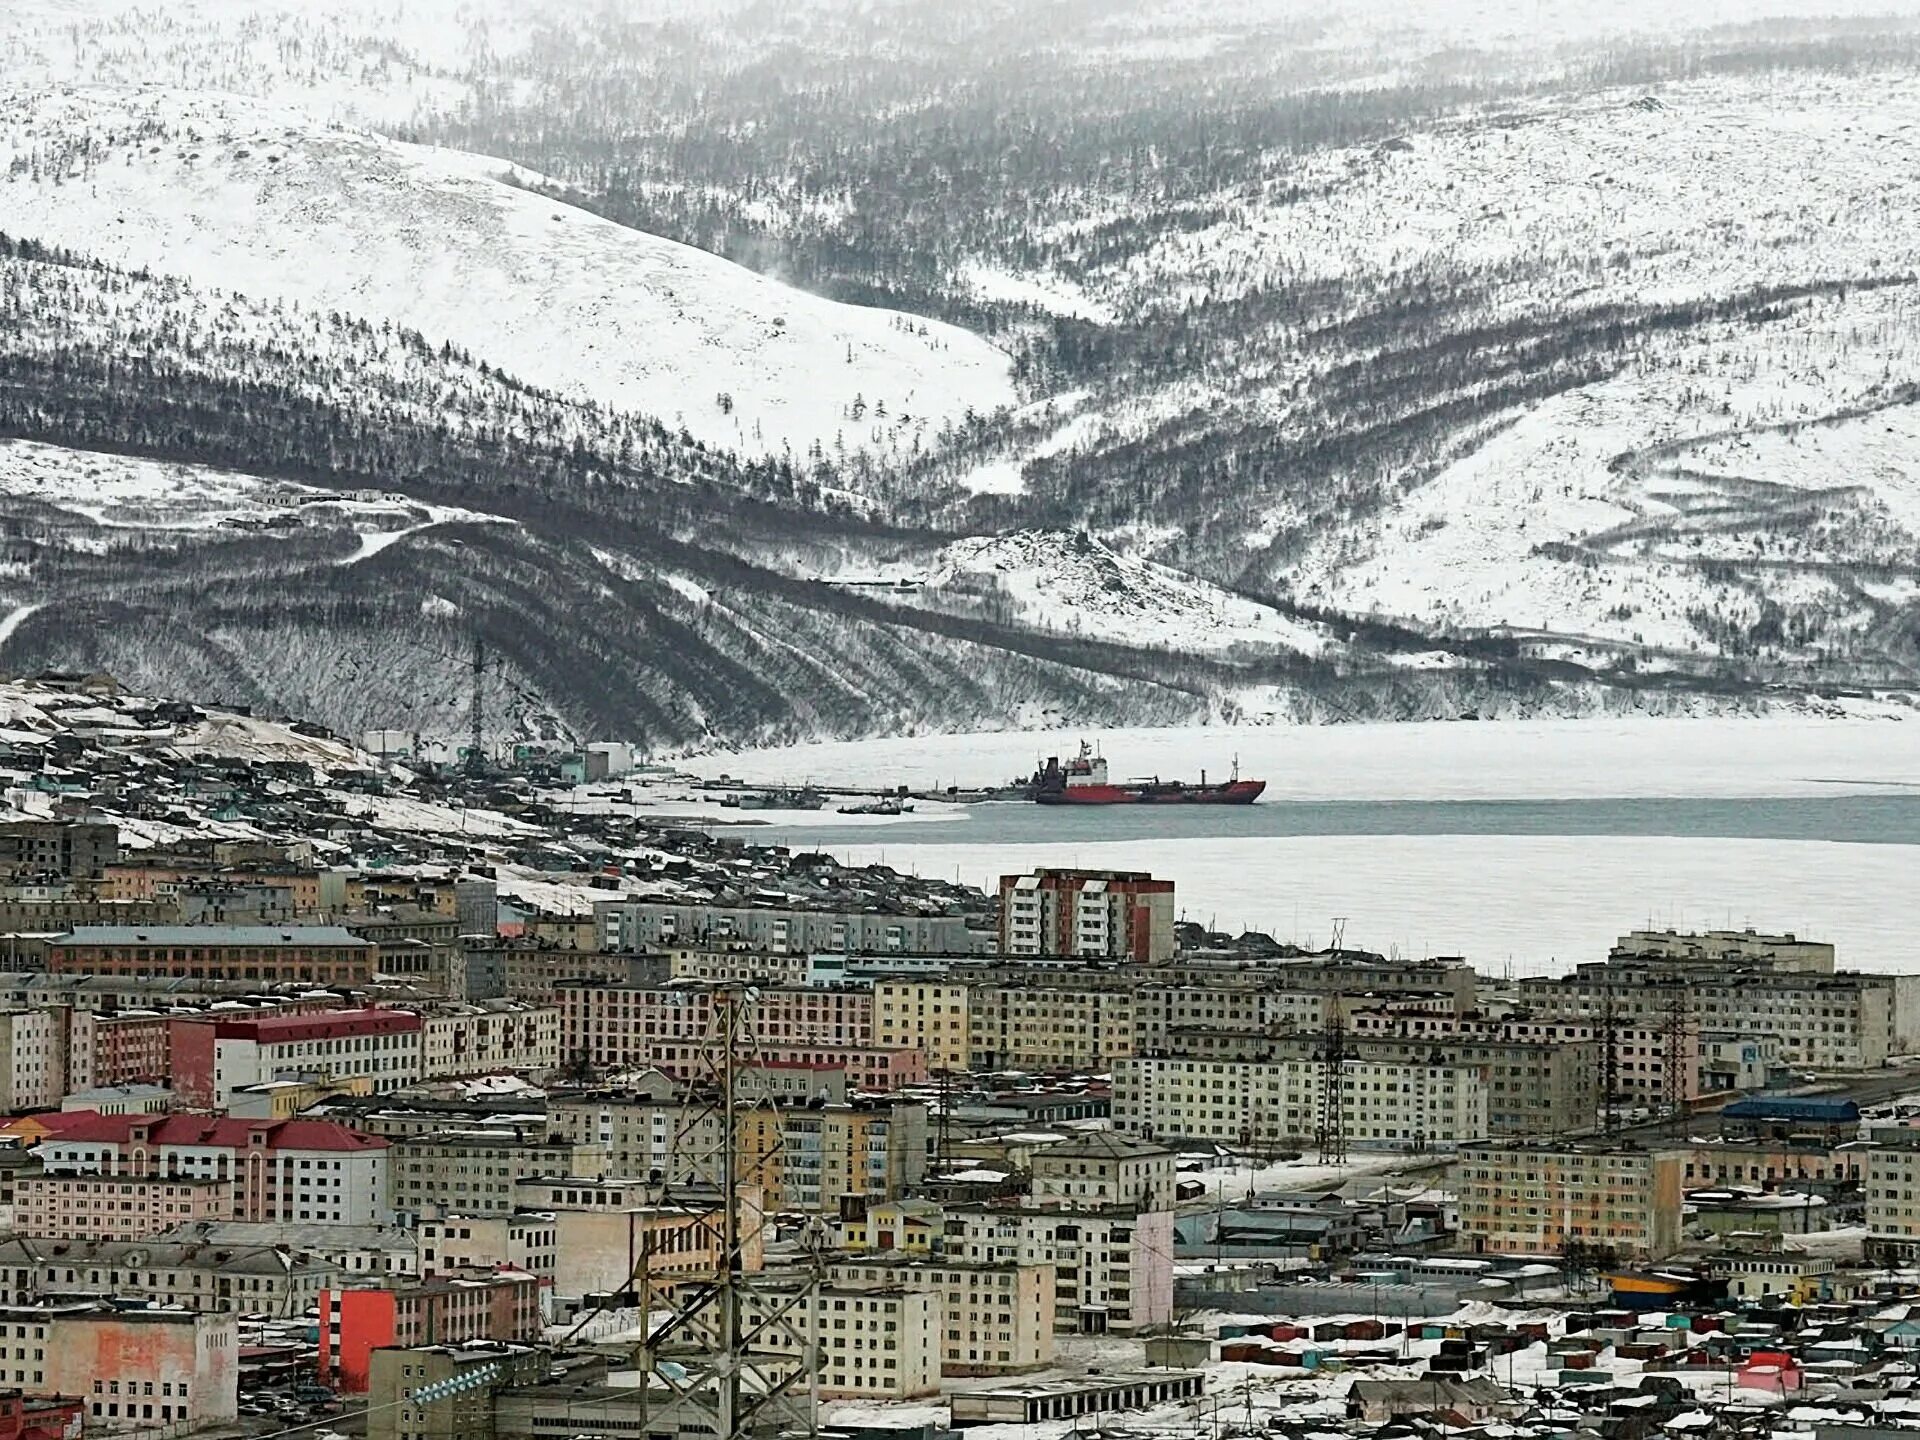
[0,87,1013,462]
[4,1,1920,740]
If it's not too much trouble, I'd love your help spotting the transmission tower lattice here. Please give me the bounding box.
[636,985,820,1440]
[1315,1019,1350,1165]
[1598,986,1622,1134]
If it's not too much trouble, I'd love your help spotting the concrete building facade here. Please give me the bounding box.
[1457,1143,1686,1261]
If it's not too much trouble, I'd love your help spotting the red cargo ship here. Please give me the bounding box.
[1031,741,1266,805]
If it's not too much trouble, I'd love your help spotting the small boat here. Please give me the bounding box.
[837,798,914,816]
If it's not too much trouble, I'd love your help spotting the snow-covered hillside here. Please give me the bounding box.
[0,88,1014,461]
[826,531,1339,656]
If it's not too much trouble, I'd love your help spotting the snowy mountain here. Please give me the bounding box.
[4,1,1920,741]
[0,87,1013,462]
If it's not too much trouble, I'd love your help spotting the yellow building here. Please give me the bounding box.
[837,1198,943,1254]
[1458,1142,1686,1261]
[873,979,970,1071]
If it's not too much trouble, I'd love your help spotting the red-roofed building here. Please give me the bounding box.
[171,1009,422,1109]
[34,1112,390,1225]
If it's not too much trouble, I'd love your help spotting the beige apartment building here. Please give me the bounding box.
[1516,964,1903,1071]
[967,980,1136,1071]
[1114,1052,1486,1152]
[1457,1142,1685,1260]
[1131,984,1335,1051]
[828,1257,1055,1375]
[387,1134,607,1221]
[873,978,972,1071]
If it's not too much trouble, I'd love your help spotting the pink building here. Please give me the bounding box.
[558,982,874,1070]
[647,1040,926,1093]
[32,1112,390,1225]
[13,1171,229,1239]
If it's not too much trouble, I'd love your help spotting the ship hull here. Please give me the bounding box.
[1035,780,1267,806]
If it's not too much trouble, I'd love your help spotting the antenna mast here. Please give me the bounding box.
[1315,1018,1350,1166]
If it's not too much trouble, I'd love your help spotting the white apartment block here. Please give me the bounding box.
[744,1285,939,1400]
[0,1009,67,1111]
[827,1258,1055,1375]
[1867,1144,1920,1263]
[941,1206,1174,1336]
[1113,1054,1487,1151]
[418,1004,560,1081]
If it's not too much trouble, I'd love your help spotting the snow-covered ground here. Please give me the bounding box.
[818,832,1920,976]
[679,714,1920,801]
[820,531,1338,656]
[0,88,1015,462]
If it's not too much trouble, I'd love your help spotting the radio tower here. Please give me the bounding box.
[637,986,818,1440]
[1314,1019,1350,1165]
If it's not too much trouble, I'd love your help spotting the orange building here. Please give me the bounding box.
[317,1269,542,1392]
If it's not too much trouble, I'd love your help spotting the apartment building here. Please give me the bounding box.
[0,1010,68,1112]
[367,1344,548,1440]
[416,1002,560,1081]
[387,1134,607,1222]
[159,1219,419,1278]
[1350,1005,1684,1112]
[46,925,374,986]
[16,1304,238,1435]
[998,870,1176,963]
[547,1087,927,1215]
[596,899,986,956]
[1613,927,1835,972]
[1680,1139,1865,1191]
[0,822,117,882]
[34,1112,390,1224]
[511,1175,763,1297]
[641,1037,924,1093]
[1163,951,1479,1009]
[738,1098,930,1214]
[942,1204,1174,1335]
[0,1236,334,1317]
[458,944,657,1003]
[1457,1142,1686,1261]
[13,1171,229,1240]
[873,978,972,1071]
[319,1269,542,1392]
[418,1215,559,1282]
[748,1283,940,1400]
[1866,1140,1920,1264]
[171,1009,423,1109]
[827,1257,1055,1375]
[1517,962,1902,1070]
[1031,1132,1177,1212]
[1132,983,1334,1051]
[968,980,1136,1071]
[1113,1051,1487,1151]
[555,980,873,1070]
